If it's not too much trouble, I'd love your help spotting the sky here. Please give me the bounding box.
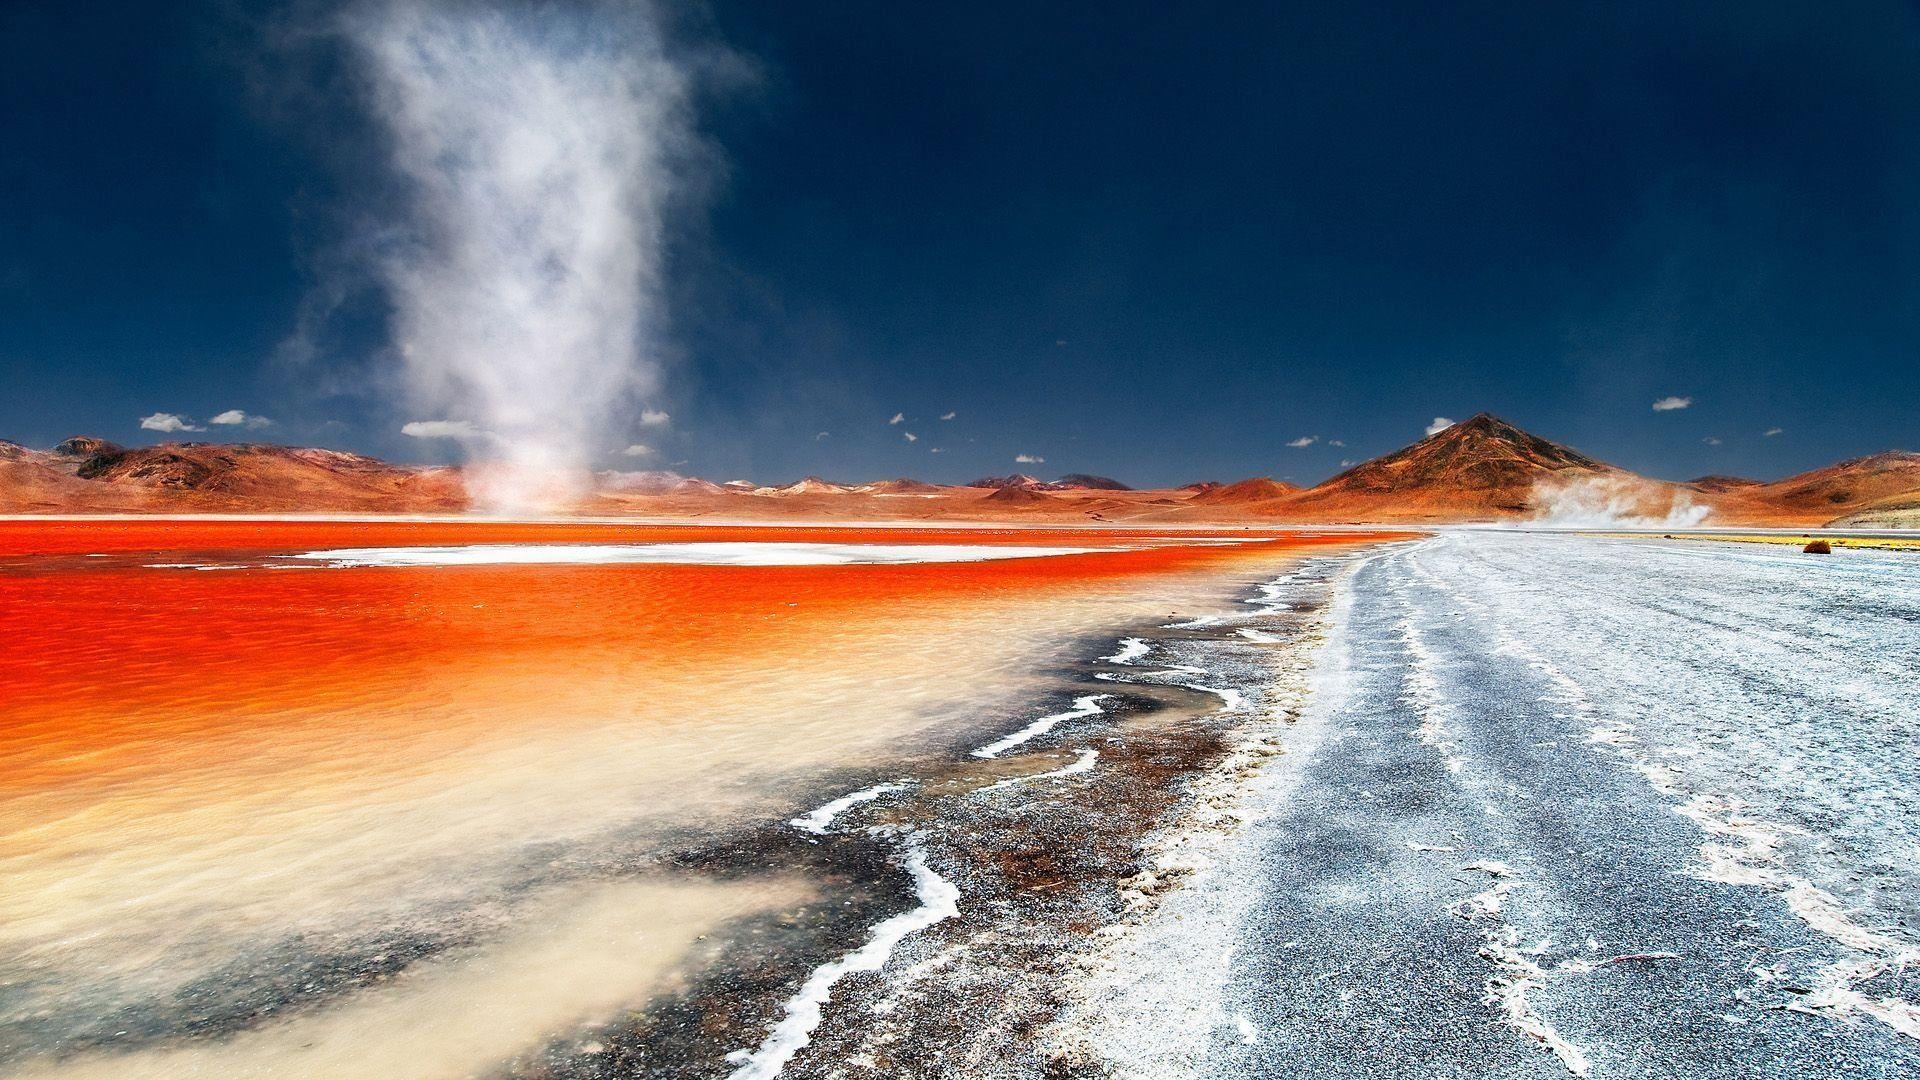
[2,0,1917,487]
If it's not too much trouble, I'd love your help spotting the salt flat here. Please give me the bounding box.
[1081,532,1920,1077]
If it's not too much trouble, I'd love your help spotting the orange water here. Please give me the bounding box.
[0,520,1391,1078]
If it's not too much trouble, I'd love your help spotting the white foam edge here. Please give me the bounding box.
[789,782,913,836]
[971,695,1108,759]
[725,842,959,1079]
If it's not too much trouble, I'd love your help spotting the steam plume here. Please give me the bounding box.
[1528,474,1711,528]
[346,0,696,512]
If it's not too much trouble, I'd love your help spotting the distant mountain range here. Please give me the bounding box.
[5,414,1917,527]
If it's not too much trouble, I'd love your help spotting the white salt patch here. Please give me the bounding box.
[281,542,1109,569]
[1103,638,1150,665]
[727,843,959,1080]
[971,696,1107,759]
[982,749,1099,792]
[1190,685,1247,713]
[789,782,911,836]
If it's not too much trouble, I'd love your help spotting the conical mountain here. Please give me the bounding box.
[1286,413,1621,518]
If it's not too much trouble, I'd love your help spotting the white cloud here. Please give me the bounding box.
[1702,436,1722,446]
[1340,459,1356,468]
[401,419,480,439]
[140,412,204,433]
[1015,453,1045,464]
[1328,439,1345,447]
[621,443,658,458]
[1764,427,1783,437]
[639,409,671,428]
[814,431,830,441]
[930,447,944,453]
[1286,435,1318,448]
[209,409,273,429]
[940,411,957,421]
[903,431,918,442]
[888,412,905,425]
[1652,396,1692,412]
[1425,417,1455,436]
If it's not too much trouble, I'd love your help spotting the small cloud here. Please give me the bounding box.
[1340,459,1356,468]
[940,411,957,421]
[903,431,918,442]
[1328,439,1345,447]
[140,412,204,433]
[1015,453,1045,464]
[814,431,831,441]
[209,409,272,429]
[401,419,480,439]
[1652,396,1692,412]
[1702,436,1722,446]
[622,443,658,459]
[1287,435,1319,448]
[1764,427,1783,437]
[1053,340,1067,347]
[1425,417,1455,436]
[888,412,905,425]
[639,409,671,428]
[930,447,945,454]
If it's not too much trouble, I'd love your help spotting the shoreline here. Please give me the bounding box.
[694,544,1379,1077]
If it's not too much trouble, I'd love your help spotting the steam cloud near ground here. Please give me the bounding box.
[1528,474,1712,528]
[346,0,696,512]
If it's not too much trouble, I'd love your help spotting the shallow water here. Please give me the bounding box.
[0,519,1370,1078]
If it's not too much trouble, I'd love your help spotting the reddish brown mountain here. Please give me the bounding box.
[8,423,1918,526]
[1717,451,1920,526]
[1686,475,1763,493]
[0,438,466,513]
[863,478,949,494]
[982,484,1056,506]
[1281,413,1621,519]
[1190,477,1300,504]
[1747,452,1920,513]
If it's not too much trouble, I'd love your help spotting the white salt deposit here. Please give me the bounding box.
[283,542,1109,568]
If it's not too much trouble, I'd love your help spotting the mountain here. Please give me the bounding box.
[1281,413,1623,519]
[0,438,466,513]
[53,436,124,459]
[1687,475,1763,493]
[767,476,850,496]
[1713,451,1920,526]
[982,485,1056,506]
[1190,477,1299,504]
[597,470,695,495]
[967,473,1055,490]
[1055,473,1133,491]
[7,424,1916,526]
[1749,451,1920,514]
[862,478,949,495]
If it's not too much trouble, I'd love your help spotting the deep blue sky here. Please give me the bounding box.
[3,1,1917,485]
